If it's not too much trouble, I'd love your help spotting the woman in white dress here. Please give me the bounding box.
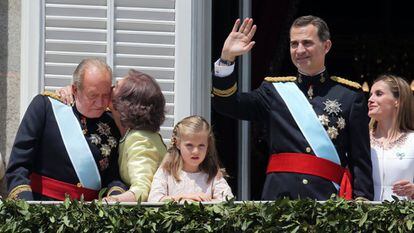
[368,74,414,201]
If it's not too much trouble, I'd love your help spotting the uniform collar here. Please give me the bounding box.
[296,69,329,87]
[296,69,330,99]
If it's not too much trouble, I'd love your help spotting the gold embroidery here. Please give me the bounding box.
[212,83,238,97]
[42,91,64,102]
[264,76,297,82]
[330,76,361,89]
[8,185,32,199]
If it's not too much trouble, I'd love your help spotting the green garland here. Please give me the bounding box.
[1,197,414,232]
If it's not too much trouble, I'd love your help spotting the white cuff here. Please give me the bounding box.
[214,59,235,77]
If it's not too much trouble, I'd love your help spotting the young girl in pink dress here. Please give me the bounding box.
[148,115,233,202]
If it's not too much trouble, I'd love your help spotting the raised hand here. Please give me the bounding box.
[221,18,257,62]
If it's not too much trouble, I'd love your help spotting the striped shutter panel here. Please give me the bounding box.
[113,0,175,141]
[44,0,108,89]
[43,0,176,142]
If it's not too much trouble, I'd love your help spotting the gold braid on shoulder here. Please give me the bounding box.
[264,76,297,82]
[330,76,361,89]
[42,91,64,102]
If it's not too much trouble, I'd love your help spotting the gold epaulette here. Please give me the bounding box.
[42,91,63,102]
[107,186,126,196]
[8,184,32,199]
[212,83,238,97]
[330,76,361,89]
[264,76,297,82]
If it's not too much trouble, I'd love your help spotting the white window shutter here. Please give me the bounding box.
[43,0,175,142]
[113,0,175,142]
[44,0,108,89]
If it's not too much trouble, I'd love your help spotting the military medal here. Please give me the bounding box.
[323,99,342,116]
[80,116,88,134]
[327,126,339,139]
[318,114,330,126]
[99,158,109,170]
[337,117,346,130]
[90,134,102,145]
[97,122,111,136]
[108,136,117,148]
[100,144,111,157]
[307,85,314,99]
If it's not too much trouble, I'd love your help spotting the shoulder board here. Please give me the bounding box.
[42,91,63,102]
[264,76,297,83]
[330,76,361,89]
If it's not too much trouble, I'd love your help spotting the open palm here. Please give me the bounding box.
[221,18,257,62]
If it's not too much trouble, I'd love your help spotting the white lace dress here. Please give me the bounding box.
[370,131,414,201]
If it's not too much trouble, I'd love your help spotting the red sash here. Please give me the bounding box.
[266,153,352,200]
[30,173,98,201]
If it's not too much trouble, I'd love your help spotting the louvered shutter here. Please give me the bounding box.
[43,0,175,142]
[113,0,175,141]
[44,0,108,89]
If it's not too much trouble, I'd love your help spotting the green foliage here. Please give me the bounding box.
[1,197,414,232]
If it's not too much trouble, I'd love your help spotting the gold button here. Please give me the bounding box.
[302,179,308,185]
[76,183,82,188]
[305,147,312,153]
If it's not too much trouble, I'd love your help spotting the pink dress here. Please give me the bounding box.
[148,168,234,202]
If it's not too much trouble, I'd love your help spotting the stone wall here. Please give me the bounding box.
[0,0,21,197]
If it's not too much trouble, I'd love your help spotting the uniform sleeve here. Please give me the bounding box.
[104,151,128,196]
[212,71,270,121]
[124,134,163,201]
[212,175,234,201]
[147,167,168,202]
[348,92,374,200]
[6,95,47,200]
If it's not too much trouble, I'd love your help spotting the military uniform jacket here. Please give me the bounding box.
[212,70,374,200]
[6,94,126,200]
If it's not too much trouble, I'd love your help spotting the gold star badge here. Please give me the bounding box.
[337,117,346,130]
[100,144,111,157]
[318,115,330,126]
[90,134,102,145]
[327,127,339,139]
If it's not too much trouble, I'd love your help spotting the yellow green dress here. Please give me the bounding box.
[118,129,167,201]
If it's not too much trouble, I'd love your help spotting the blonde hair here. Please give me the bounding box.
[161,115,222,183]
[369,74,414,136]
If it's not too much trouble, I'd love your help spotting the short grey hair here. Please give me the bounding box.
[72,58,112,90]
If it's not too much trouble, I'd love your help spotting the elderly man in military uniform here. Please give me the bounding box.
[6,58,126,201]
[212,15,373,201]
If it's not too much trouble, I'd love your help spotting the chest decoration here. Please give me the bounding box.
[318,99,346,140]
[86,121,118,170]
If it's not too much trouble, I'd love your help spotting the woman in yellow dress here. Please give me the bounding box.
[107,69,167,202]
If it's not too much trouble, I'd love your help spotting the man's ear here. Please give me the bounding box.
[324,39,332,54]
[72,84,77,96]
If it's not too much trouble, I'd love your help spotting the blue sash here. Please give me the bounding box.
[49,97,101,190]
[272,82,340,165]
